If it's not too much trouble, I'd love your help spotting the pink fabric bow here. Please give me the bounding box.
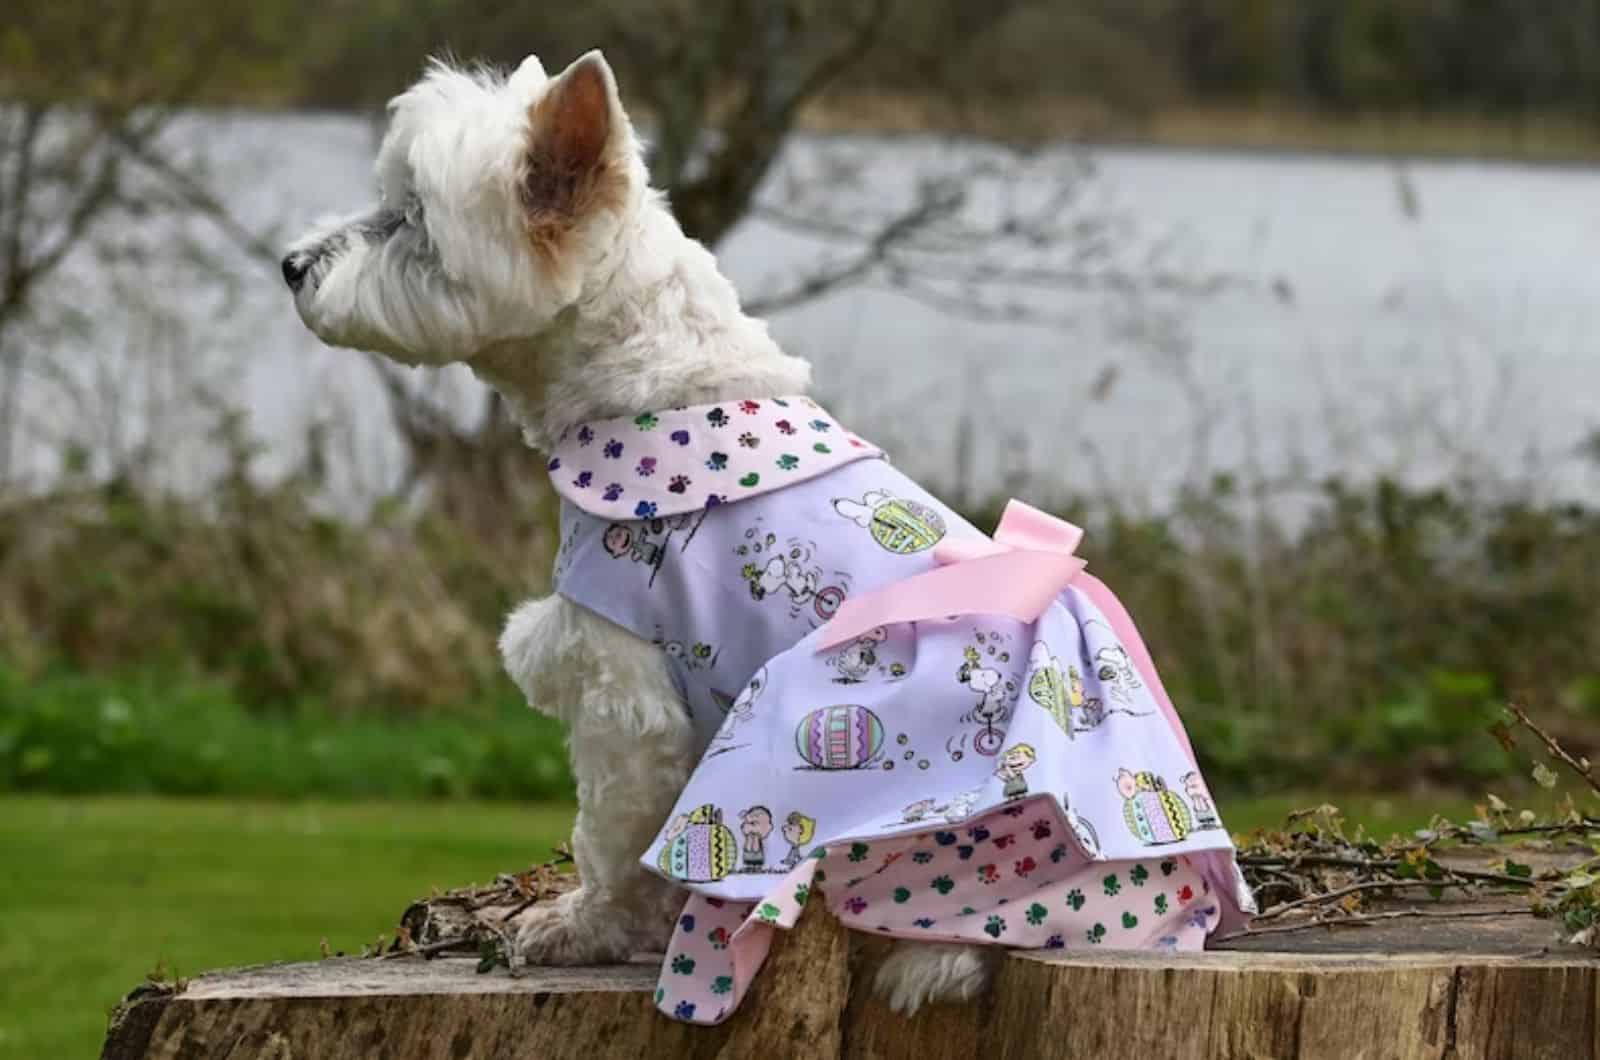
[816,500,1087,651]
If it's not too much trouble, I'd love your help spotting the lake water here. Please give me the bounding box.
[23,112,1600,514]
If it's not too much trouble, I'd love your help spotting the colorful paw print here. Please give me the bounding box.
[635,501,657,518]
[1178,885,1195,903]
[1026,902,1048,926]
[847,842,870,862]
[983,915,1006,938]
[634,413,658,430]
[671,954,696,975]
[775,453,799,471]
[758,902,782,922]
[1066,888,1086,911]
[967,825,991,843]
[808,419,831,432]
[739,400,761,414]
[1049,843,1068,864]
[993,833,1016,850]
[977,864,1000,884]
[577,426,594,446]
[572,471,593,489]
[546,457,561,471]
[710,975,733,996]
[706,407,729,427]
[705,451,728,470]
[930,875,954,895]
[1002,805,1025,817]
[603,439,623,459]
[911,850,933,864]
[893,887,911,904]
[679,914,696,933]
[674,1001,696,1019]
[1014,856,1037,878]
[793,884,810,906]
[670,429,691,445]
[1086,923,1106,944]
[668,474,690,494]
[1160,859,1177,877]
[843,896,868,915]
[1131,864,1149,887]
[1031,819,1053,841]
[636,457,657,477]
[913,917,936,929]
[775,419,797,435]
[956,845,975,861]
[738,432,760,449]
[707,926,729,950]
[1044,934,1065,949]
[602,483,623,501]
[933,831,957,846]
[1103,874,1121,897]
[1122,911,1139,930]
[705,493,725,507]
[1154,893,1169,915]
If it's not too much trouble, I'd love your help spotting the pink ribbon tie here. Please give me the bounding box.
[816,500,1087,651]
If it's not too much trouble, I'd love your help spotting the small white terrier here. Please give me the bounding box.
[284,51,988,1012]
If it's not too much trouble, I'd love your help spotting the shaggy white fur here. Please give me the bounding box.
[284,49,987,1014]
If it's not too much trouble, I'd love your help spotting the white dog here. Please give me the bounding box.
[284,51,988,1013]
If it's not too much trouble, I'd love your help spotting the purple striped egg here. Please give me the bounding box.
[794,704,884,769]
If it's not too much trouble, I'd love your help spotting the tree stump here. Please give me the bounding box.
[103,899,1597,1060]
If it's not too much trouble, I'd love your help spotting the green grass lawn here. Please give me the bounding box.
[0,792,1499,1059]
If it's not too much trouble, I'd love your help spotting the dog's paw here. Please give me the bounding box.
[515,893,633,966]
[872,941,995,1016]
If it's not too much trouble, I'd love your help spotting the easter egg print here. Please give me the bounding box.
[983,915,1005,938]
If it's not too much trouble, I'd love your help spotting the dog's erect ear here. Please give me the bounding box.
[521,51,628,249]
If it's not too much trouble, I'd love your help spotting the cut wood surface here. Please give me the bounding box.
[103,900,1598,1060]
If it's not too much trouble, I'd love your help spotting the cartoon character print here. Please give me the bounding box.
[707,666,766,757]
[1060,792,1102,858]
[829,627,889,684]
[1026,643,1075,739]
[958,631,1019,755]
[995,743,1037,800]
[1093,644,1143,706]
[603,513,700,587]
[734,526,848,624]
[653,628,720,672]
[738,805,774,872]
[780,812,816,869]
[888,787,983,828]
[1116,768,1193,846]
[794,704,886,770]
[833,490,947,554]
[658,804,739,882]
[1182,771,1221,830]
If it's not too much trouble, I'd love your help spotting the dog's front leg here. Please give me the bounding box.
[500,595,695,964]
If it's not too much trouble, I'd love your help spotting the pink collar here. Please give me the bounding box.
[546,396,882,519]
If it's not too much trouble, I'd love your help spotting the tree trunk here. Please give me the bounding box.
[103,900,1598,1060]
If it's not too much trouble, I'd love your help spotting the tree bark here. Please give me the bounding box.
[104,901,1598,1060]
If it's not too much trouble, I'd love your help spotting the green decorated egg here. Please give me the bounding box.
[868,498,946,554]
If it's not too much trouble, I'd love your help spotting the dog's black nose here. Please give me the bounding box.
[282,254,309,291]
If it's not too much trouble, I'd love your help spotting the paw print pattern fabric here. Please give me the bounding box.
[547,397,1252,1026]
[652,801,1219,1025]
[547,396,880,521]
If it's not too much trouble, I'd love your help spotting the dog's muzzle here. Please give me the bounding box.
[281,251,314,292]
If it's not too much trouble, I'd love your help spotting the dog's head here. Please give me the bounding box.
[282,51,645,365]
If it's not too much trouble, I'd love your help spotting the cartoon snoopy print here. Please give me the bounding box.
[832,627,887,683]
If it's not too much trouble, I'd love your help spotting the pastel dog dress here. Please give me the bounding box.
[547,397,1254,1026]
